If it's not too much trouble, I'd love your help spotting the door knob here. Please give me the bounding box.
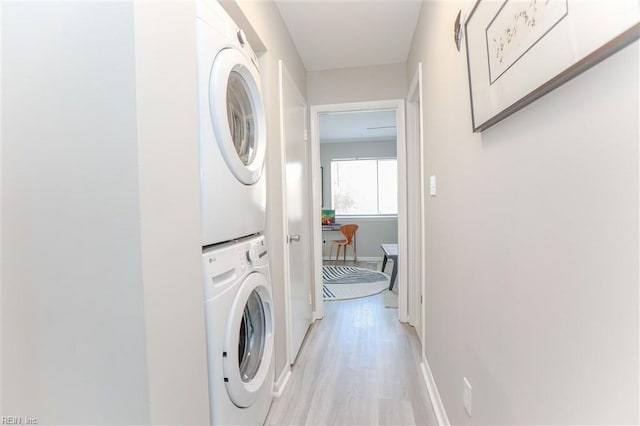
[287,234,301,243]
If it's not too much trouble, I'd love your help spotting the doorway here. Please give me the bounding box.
[309,100,408,321]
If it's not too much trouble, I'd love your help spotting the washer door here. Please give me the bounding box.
[223,272,274,408]
[210,48,266,185]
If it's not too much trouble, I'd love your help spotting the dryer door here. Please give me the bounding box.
[210,48,266,185]
[223,272,274,408]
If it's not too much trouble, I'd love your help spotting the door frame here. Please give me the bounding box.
[309,99,408,322]
[407,64,426,343]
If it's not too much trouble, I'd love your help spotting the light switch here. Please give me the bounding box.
[429,175,437,196]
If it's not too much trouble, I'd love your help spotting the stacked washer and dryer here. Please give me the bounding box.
[196,1,275,425]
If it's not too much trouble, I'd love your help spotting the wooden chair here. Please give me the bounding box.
[329,224,358,264]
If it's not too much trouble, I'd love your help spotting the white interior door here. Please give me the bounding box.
[279,61,312,363]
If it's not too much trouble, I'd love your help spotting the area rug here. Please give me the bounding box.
[322,266,390,301]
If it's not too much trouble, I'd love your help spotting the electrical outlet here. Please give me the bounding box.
[463,377,472,416]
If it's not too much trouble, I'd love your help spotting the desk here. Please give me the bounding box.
[321,224,342,231]
[322,224,357,257]
[380,243,398,290]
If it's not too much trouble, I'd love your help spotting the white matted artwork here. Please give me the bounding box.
[465,0,640,132]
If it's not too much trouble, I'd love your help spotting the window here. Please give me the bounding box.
[330,158,397,215]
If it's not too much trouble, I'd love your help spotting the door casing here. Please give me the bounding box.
[309,99,409,322]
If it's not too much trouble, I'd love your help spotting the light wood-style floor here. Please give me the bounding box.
[265,260,437,425]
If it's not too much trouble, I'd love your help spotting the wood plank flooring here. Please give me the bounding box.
[265,262,436,425]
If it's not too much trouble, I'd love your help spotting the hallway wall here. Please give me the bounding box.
[2,3,153,423]
[223,0,308,381]
[307,62,407,105]
[408,1,639,424]
[1,3,213,424]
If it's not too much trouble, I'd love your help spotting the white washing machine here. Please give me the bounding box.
[202,234,275,425]
[196,0,267,247]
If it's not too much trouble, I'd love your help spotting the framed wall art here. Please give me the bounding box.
[465,0,640,132]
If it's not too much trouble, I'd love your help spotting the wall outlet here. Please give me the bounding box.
[463,377,472,416]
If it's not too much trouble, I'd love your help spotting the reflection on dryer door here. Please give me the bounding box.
[209,48,267,185]
[280,60,312,363]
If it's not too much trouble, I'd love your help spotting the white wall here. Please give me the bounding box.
[221,0,308,380]
[2,3,150,423]
[307,62,407,105]
[320,140,398,258]
[0,0,4,415]
[408,1,639,424]
[1,2,211,424]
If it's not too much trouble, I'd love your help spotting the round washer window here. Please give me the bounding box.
[226,70,256,167]
[238,289,265,382]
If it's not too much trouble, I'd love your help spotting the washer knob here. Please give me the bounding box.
[237,29,247,46]
[246,247,258,263]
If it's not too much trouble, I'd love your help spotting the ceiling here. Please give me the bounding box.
[273,1,419,142]
[319,110,396,143]
[274,0,423,72]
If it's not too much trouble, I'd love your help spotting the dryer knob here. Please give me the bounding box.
[237,29,247,46]
[246,247,258,263]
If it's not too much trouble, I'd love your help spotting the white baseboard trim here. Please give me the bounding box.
[321,256,383,262]
[272,366,292,398]
[420,357,450,426]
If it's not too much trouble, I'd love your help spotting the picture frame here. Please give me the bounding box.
[464,0,640,132]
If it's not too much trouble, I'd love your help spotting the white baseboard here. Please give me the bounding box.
[420,356,450,426]
[272,366,292,398]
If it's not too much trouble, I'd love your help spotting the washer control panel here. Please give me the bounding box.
[203,235,268,299]
[245,237,267,266]
[238,237,267,274]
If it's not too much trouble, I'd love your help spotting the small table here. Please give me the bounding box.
[380,243,398,290]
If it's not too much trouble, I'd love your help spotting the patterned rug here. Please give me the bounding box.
[322,266,390,301]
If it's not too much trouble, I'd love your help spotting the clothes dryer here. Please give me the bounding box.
[197,0,267,247]
[202,234,274,425]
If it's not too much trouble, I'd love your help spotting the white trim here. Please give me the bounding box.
[407,63,426,340]
[395,101,408,323]
[278,60,295,365]
[272,366,292,398]
[310,100,408,322]
[310,107,324,320]
[417,62,426,353]
[421,357,450,426]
